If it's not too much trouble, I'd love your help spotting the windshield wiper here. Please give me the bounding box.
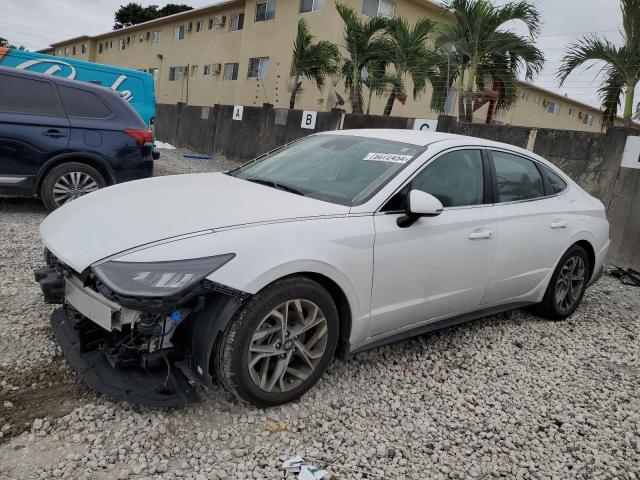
[243,177,305,196]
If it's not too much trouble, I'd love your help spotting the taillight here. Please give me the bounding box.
[150,116,156,135]
[124,128,153,146]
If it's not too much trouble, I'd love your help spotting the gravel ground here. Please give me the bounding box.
[0,148,639,479]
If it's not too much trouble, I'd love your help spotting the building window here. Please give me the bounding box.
[362,0,395,18]
[151,31,161,43]
[520,91,529,101]
[173,25,185,41]
[169,67,183,81]
[223,63,239,80]
[248,57,269,78]
[196,21,204,32]
[139,34,144,43]
[118,39,126,50]
[81,44,87,54]
[109,41,113,49]
[255,0,276,21]
[532,95,540,105]
[203,64,212,76]
[547,101,560,116]
[191,65,199,76]
[568,108,574,116]
[229,12,245,31]
[72,46,76,55]
[299,0,325,13]
[583,113,593,125]
[64,47,69,55]
[98,43,103,54]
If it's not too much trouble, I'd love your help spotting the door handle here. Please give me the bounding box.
[550,220,568,229]
[468,230,493,240]
[42,129,67,138]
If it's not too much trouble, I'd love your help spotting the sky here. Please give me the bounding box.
[0,0,626,110]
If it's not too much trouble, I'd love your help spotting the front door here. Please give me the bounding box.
[369,149,497,337]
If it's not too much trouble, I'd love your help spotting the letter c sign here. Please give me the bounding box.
[301,111,317,130]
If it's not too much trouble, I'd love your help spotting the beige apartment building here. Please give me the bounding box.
[42,0,623,132]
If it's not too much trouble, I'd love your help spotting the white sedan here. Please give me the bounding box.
[35,129,609,407]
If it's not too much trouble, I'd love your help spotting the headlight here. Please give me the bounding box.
[92,254,235,297]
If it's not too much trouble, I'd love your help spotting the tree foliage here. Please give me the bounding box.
[558,0,640,127]
[436,0,544,122]
[289,18,341,109]
[114,3,193,29]
[335,2,392,114]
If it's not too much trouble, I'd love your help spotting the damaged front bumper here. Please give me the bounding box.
[51,306,200,407]
[34,261,232,408]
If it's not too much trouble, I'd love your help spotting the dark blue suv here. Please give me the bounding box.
[0,66,153,210]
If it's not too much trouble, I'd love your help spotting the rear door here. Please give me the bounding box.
[483,149,573,304]
[0,72,70,193]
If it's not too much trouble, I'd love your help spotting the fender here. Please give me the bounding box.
[189,292,246,386]
[33,151,116,193]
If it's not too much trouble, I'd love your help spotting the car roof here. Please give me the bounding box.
[319,128,532,153]
[0,65,119,97]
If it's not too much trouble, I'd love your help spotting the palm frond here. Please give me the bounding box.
[599,65,625,127]
[557,36,624,85]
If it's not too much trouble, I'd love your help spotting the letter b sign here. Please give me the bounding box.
[301,111,317,130]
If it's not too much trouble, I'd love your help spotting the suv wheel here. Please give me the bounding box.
[214,276,339,406]
[536,245,589,320]
[41,162,106,211]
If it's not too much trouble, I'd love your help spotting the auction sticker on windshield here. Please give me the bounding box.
[363,153,413,164]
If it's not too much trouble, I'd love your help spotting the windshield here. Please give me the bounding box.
[231,134,423,206]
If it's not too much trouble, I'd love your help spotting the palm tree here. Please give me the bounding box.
[382,17,438,116]
[436,0,545,122]
[362,63,405,114]
[289,18,341,109]
[558,0,640,127]
[336,2,392,114]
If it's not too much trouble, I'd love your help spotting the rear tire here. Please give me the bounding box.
[214,276,339,406]
[536,245,589,320]
[41,162,106,211]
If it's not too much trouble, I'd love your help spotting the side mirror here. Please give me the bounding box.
[397,190,443,228]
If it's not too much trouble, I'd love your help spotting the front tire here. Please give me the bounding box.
[41,162,106,211]
[536,245,589,320]
[214,276,339,406]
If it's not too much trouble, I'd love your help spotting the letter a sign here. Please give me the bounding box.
[301,111,317,130]
[232,105,243,121]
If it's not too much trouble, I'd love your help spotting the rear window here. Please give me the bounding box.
[543,166,568,194]
[58,85,113,119]
[0,74,62,116]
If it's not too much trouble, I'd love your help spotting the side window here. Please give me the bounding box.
[0,75,62,116]
[492,151,544,202]
[58,86,112,119]
[542,165,568,194]
[410,150,485,207]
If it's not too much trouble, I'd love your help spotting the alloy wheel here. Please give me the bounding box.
[554,256,586,313]
[52,172,100,206]
[247,299,328,393]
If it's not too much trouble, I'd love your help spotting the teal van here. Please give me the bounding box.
[0,47,158,156]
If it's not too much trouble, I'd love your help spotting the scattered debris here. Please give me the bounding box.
[608,266,640,287]
[281,456,332,479]
[154,141,176,150]
[266,420,286,433]
[182,153,213,160]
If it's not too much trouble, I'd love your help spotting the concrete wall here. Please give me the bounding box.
[156,105,640,269]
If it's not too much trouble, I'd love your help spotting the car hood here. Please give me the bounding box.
[40,172,349,272]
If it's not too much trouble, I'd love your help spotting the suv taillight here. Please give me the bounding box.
[124,128,153,146]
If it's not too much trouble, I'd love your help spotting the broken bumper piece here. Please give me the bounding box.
[51,307,201,407]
